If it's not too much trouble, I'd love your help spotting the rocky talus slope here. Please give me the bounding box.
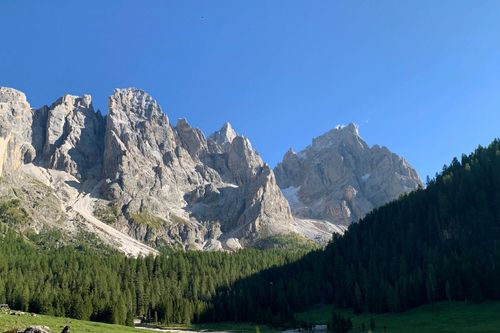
[274,124,423,225]
[0,87,344,255]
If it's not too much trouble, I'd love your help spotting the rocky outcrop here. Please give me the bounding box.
[0,88,105,181]
[15,326,51,333]
[36,95,105,180]
[0,88,35,175]
[274,124,422,225]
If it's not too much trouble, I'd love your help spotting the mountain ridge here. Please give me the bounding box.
[0,86,420,255]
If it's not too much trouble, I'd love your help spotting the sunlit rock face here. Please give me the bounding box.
[0,87,35,175]
[0,86,301,253]
[0,87,421,253]
[274,123,423,225]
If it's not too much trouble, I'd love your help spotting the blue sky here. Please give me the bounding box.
[1,1,500,179]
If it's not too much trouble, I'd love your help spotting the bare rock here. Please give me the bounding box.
[101,88,294,246]
[16,326,51,333]
[0,87,35,175]
[274,123,423,225]
[1,87,420,252]
[36,94,105,180]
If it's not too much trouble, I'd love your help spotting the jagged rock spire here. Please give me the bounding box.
[209,122,237,147]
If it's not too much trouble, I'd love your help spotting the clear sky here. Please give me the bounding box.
[1,1,500,179]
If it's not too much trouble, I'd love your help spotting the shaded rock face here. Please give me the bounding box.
[274,124,422,225]
[35,95,105,180]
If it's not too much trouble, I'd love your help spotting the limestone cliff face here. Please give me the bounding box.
[0,87,421,254]
[102,88,293,246]
[103,88,187,212]
[34,94,105,180]
[274,124,422,225]
[188,123,293,240]
[0,88,35,175]
[0,87,297,252]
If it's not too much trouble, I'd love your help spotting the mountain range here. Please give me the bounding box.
[0,87,421,255]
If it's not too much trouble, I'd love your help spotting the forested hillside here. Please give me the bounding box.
[1,139,500,329]
[0,223,307,326]
[207,139,500,324]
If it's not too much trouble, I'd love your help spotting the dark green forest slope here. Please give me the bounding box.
[0,221,307,326]
[1,139,500,328]
[207,139,500,324]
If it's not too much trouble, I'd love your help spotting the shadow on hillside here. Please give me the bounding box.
[199,248,332,327]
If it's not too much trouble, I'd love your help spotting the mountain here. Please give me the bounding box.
[1,138,498,327]
[209,139,500,323]
[101,88,299,249]
[0,87,341,255]
[274,123,423,225]
[0,87,422,255]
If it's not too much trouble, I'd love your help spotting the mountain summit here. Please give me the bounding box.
[274,123,422,224]
[209,122,237,148]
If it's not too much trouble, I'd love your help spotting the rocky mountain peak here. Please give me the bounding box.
[53,94,92,109]
[176,118,190,129]
[0,87,34,175]
[103,88,176,183]
[29,92,105,180]
[109,88,165,122]
[209,122,237,148]
[283,148,297,160]
[0,86,423,254]
[275,125,422,225]
[175,118,208,159]
[99,87,300,248]
[0,87,29,106]
[310,123,367,152]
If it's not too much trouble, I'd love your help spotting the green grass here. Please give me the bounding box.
[0,311,138,333]
[4,301,499,333]
[166,322,277,333]
[169,214,190,225]
[131,211,190,230]
[131,211,167,229]
[253,233,320,251]
[0,311,276,333]
[0,199,30,226]
[93,202,121,225]
[295,301,500,333]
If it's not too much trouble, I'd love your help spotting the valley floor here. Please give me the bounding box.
[296,301,500,333]
[2,301,500,333]
[166,323,277,333]
[0,311,275,333]
[0,311,138,333]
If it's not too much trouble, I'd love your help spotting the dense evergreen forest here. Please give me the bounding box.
[208,139,500,324]
[1,139,500,328]
[0,223,307,326]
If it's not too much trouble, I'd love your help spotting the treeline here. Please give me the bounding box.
[0,223,306,326]
[207,139,500,323]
